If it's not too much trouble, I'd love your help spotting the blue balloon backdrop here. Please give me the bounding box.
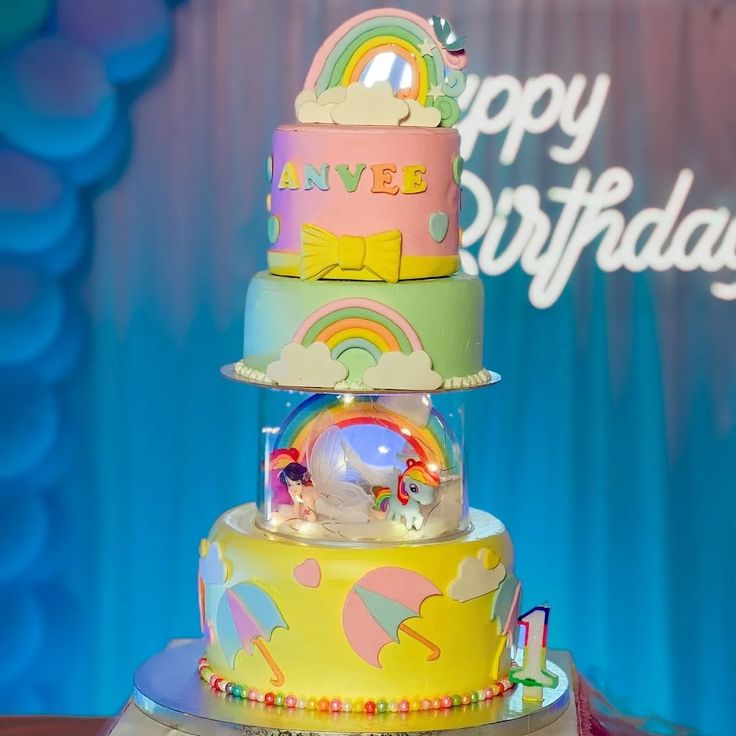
[0,2,734,735]
[0,0,185,717]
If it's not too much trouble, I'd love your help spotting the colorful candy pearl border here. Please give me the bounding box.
[198,657,515,713]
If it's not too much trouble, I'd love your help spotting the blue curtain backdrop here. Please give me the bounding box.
[1,2,734,735]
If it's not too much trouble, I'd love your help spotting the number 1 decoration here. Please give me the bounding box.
[509,605,559,702]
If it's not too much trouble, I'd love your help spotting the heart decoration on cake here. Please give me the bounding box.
[267,215,280,245]
[293,558,321,588]
[452,155,464,184]
[429,211,449,243]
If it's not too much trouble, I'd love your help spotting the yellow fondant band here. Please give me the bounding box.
[268,250,460,281]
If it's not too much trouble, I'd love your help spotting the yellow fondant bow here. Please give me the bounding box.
[300,224,402,282]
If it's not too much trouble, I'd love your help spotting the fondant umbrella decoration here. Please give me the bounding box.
[492,572,521,637]
[342,566,441,667]
[198,574,206,634]
[216,583,287,686]
[198,540,231,643]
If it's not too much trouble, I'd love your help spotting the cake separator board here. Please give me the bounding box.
[220,364,501,394]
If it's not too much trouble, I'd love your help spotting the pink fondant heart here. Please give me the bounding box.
[293,558,321,588]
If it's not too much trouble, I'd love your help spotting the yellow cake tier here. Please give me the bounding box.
[198,504,521,703]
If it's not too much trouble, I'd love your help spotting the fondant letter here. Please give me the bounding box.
[402,165,427,194]
[304,163,330,191]
[278,161,301,190]
[371,164,399,195]
[335,163,366,193]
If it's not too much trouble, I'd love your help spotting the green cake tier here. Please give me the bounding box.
[234,271,491,392]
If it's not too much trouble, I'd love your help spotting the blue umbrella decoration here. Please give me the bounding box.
[216,583,287,686]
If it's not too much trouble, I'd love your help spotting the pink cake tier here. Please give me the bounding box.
[267,125,462,282]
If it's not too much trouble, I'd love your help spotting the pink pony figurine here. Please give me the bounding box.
[387,459,441,530]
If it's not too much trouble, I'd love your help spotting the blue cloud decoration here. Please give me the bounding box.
[0,0,183,713]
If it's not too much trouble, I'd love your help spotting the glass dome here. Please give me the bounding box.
[255,390,469,543]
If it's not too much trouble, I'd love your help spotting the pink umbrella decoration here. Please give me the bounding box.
[342,566,441,668]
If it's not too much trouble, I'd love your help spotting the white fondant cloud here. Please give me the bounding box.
[400,98,442,127]
[296,100,335,124]
[266,342,348,388]
[295,83,442,127]
[317,87,348,105]
[330,82,409,126]
[295,89,316,110]
[362,350,442,391]
[295,89,332,124]
[295,87,348,124]
[448,550,506,602]
[199,541,230,585]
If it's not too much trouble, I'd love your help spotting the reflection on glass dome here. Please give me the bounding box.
[257,392,468,543]
[359,51,414,96]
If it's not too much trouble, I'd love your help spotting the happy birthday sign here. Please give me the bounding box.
[457,73,736,308]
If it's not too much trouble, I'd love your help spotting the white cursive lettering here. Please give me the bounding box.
[459,72,735,306]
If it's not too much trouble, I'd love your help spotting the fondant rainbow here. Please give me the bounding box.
[302,9,467,125]
[274,393,461,473]
[292,298,423,362]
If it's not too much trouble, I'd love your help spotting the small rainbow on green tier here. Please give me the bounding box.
[302,8,468,127]
[274,393,460,473]
[292,297,423,362]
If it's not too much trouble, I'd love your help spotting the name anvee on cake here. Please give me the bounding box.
[277,161,428,195]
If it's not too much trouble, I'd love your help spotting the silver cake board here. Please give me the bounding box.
[129,640,573,736]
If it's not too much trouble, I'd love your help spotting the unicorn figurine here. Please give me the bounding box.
[385,459,441,530]
[347,448,441,531]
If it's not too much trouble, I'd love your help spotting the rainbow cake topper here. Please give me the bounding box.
[295,9,467,128]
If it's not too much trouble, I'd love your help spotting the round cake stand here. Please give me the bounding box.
[134,640,570,736]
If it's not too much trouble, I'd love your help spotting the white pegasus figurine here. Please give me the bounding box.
[306,427,375,523]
